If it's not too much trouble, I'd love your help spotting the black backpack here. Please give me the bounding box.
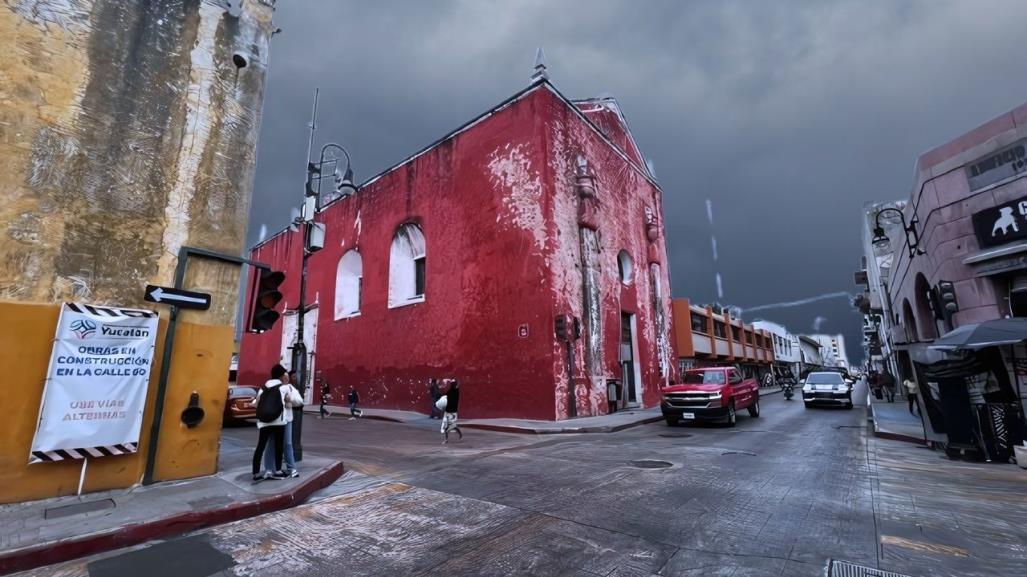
[256,385,284,423]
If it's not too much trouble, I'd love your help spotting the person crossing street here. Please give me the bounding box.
[439,379,463,444]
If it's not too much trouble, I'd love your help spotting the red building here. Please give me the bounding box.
[239,75,675,420]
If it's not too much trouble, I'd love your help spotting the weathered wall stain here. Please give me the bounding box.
[239,83,676,420]
[0,0,275,323]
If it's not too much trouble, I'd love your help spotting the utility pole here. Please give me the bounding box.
[290,88,319,461]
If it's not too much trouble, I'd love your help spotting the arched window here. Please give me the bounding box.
[902,299,919,343]
[335,250,362,319]
[389,223,426,307]
[617,250,633,284]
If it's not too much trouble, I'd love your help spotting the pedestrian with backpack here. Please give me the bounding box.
[262,370,303,478]
[439,379,463,444]
[251,364,301,481]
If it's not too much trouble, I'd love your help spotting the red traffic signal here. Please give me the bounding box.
[249,269,285,333]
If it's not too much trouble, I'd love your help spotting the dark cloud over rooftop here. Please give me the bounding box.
[250,0,1027,363]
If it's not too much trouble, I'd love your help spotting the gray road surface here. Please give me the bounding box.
[19,386,1027,577]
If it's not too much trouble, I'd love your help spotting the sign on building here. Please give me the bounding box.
[29,303,159,463]
[966,138,1027,192]
[972,194,1027,249]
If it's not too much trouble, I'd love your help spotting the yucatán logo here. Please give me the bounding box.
[70,319,97,339]
[99,325,152,338]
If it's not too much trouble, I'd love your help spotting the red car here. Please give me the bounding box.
[224,385,258,425]
[660,367,760,427]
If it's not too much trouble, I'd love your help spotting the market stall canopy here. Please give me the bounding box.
[929,318,1027,351]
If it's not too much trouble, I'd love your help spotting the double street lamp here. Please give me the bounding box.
[291,142,356,459]
[872,207,924,259]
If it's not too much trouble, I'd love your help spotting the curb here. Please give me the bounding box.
[0,461,345,576]
[305,408,406,424]
[868,403,926,446]
[462,415,664,435]
[872,427,927,445]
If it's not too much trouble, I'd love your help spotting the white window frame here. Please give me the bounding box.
[388,223,427,309]
[335,249,363,320]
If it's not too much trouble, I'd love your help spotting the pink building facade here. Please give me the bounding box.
[889,101,1027,343]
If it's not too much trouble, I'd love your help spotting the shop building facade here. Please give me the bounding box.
[861,101,1027,458]
[671,298,775,383]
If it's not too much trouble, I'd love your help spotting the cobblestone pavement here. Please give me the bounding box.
[17,386,1027,577]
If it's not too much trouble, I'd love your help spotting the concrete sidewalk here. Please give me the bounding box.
[869,394,927,444]
[0,438,343,576]
[314,387,783,435]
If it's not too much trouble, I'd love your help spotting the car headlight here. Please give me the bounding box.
[837,386,850,393]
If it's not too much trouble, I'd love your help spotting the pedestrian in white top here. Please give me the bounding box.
[263,370,303,477]
[251,364,303,481]
[904,377,919,416]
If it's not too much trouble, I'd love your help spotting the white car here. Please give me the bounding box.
[802,371,853,409]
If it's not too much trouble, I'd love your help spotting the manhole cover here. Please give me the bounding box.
[828,560,911,577]
[658,433,692,438]
[720,451,757,457]
[627,460,673,469]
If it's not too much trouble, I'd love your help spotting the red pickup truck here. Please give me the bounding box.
[660,367,760,427]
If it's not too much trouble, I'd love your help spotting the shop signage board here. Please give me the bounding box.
[29,303,159,463]
[966,138,1027,192]
[971,194,1027,248]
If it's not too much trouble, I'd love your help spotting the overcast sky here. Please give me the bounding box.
[249,0,1027,364]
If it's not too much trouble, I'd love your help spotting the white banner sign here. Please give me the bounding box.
[29,303,159,463]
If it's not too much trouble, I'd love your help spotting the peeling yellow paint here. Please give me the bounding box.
[0,6,88,302]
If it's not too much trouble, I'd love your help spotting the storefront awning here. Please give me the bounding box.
[929,318,1027,351]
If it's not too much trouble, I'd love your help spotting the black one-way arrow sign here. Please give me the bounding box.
[144,285,211,310]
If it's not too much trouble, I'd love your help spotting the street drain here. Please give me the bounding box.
[627,460,673,469]
[828,560,911,577]
[720,451,757,457]
[658,433,692,438]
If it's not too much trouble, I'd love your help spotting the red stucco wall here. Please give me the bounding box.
[239,83,675,420]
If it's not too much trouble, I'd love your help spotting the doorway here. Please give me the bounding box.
[280,306,319,405]
[620,312,643,407]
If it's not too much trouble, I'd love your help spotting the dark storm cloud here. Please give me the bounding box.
[249,0,1027,363]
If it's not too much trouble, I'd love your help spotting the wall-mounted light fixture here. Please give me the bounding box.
[872,207,924,259]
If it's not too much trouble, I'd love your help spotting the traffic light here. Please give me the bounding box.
[555,314,569,342]
[937,280,958,321]
[249,268,285,333]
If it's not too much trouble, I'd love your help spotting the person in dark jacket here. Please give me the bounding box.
[318,374,331,419]
[440,379,462,444]
[878,371,896,403]
[348,386,362,419]
[429,379,442,419]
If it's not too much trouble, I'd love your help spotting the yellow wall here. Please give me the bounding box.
[0,301,232,504]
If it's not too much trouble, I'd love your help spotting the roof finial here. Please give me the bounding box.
[530,47,548,83]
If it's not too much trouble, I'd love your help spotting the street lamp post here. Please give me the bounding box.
[871,207,924,259]
[291,141,357,460]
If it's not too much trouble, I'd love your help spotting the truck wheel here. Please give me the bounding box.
[747,398,760,418]
[725,402,736,427]
[665,417,679,427]
[804,402,811,409]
